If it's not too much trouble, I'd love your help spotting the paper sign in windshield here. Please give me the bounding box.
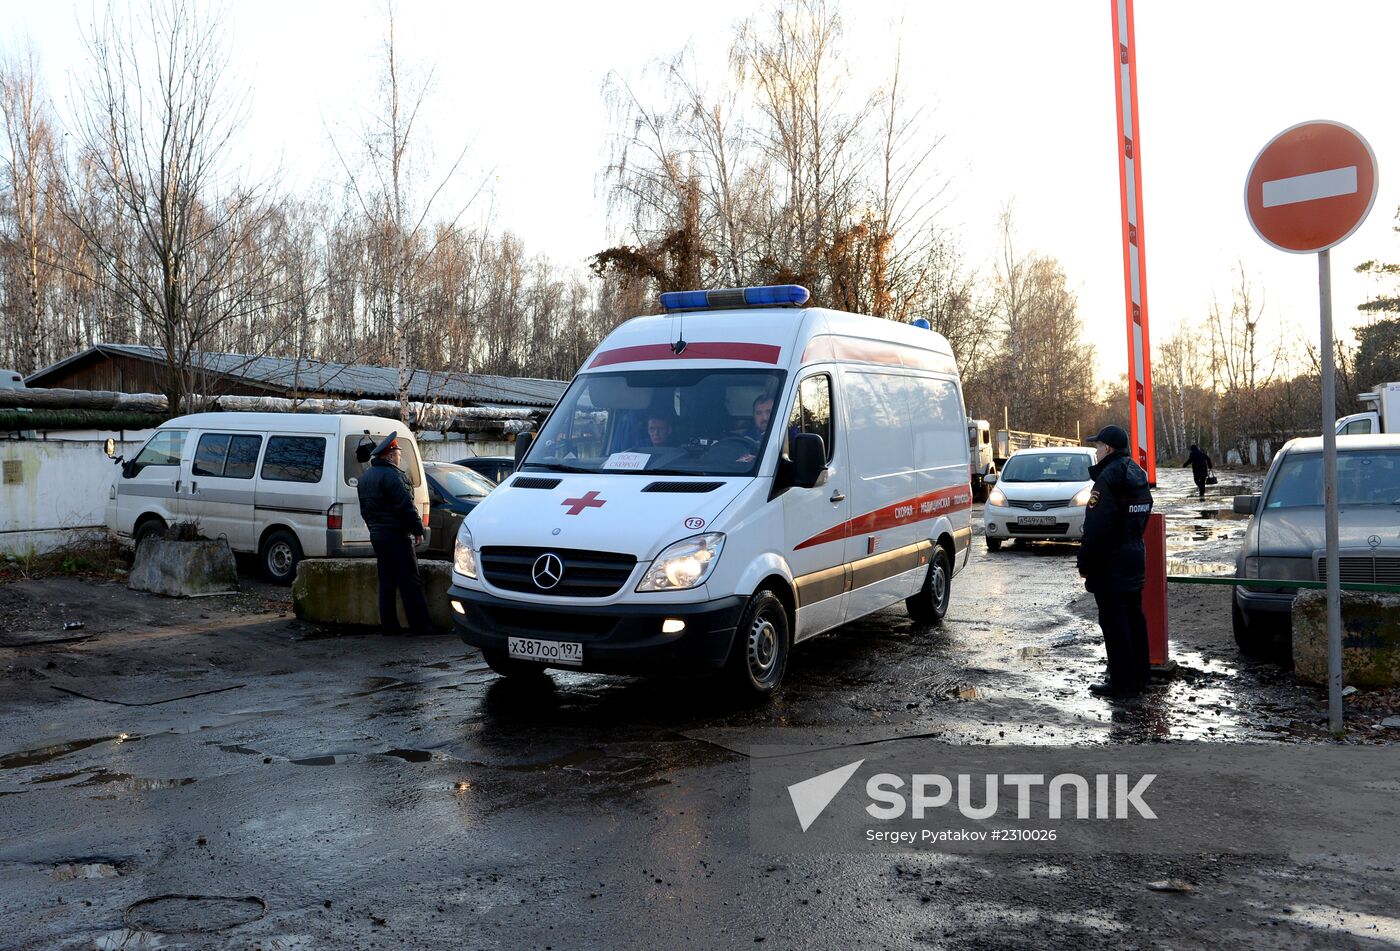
[604,452,650,471]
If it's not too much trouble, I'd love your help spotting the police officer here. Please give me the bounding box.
[357,434,432,636]
[1077,425,1154,697]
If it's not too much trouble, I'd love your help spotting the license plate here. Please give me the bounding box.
[1017,515,1057,526]
[507,636,583,666]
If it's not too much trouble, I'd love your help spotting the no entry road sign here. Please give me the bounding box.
[1245,120,1378,253]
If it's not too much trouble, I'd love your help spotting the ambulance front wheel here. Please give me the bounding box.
[722,589,790,699]
[906,547,952,624]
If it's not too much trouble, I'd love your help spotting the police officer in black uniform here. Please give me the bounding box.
[1077,425,1154,697]
[357,434,432,636]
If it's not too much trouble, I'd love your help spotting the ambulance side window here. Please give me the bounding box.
[786,374,834,464]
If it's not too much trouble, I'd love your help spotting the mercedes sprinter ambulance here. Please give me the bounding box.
[448,285,972,697]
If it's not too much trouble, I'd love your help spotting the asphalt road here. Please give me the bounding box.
[2,468,1397,950]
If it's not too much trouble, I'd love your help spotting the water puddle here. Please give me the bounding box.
[28,769,88,784]
[291,754,355,766]
[1198,508,1248,521]
[53,860,127,880]
[0,736,130,770]
[72,772,196,791]
[348,678,417,697]
[382,748,434,763]
[501,748,606,772]
[124,894,267,934]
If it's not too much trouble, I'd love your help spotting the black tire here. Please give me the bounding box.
[972,481,987,504]
[986,537,1002,552]
[260,529,303,585]
[133,517,168,551]
[481,648,550,679]
[1232,597,1273,656]
[722,589,791,699]
[907,546,953,624]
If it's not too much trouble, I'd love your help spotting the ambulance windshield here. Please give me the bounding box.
[522,368,787,477]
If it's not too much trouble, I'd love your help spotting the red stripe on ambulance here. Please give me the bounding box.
[795,484,973,551]
[588,342,782,369]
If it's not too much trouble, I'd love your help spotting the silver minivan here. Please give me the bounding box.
[1231,434,1400,653]
[105,412,430,582]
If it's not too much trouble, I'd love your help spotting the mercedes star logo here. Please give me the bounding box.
[532,552,564,590]
[1032,502,1045,511]
[1369,535,1382,551]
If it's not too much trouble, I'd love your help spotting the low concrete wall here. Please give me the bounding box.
[0,437,141,557]
[128,537,239,597]
[292,558,455,631]
[1293,589,1400,688]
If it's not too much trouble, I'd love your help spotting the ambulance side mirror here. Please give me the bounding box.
[514,431,533,468]
[789,433,828,489]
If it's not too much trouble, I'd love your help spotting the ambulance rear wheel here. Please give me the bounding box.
[907,547,952,624]
[723,589,790,700]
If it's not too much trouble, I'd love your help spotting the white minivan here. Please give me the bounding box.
[105,412,430,582]
[448,285,973,696]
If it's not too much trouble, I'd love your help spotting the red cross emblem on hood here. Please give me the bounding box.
[561,491,606,516]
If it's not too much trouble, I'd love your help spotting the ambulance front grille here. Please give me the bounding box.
[511,477,562,489]
[642,481,725,493]
[480,546,637,598]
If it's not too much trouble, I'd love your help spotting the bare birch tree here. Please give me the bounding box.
[69,0,286,414]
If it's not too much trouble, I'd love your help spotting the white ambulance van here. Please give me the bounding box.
[104,412,429,583]
[448,285,972,697]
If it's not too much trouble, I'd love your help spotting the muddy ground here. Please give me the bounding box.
[1,468,1397,950]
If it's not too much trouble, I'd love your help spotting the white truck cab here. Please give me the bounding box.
[448,285,973,697]
[1335,381,1400,435]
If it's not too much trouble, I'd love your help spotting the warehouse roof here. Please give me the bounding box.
[26,344,567,409]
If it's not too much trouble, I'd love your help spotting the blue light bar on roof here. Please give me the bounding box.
[659,285,810,312]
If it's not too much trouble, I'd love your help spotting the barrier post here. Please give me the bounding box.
[1143,511,1170,669]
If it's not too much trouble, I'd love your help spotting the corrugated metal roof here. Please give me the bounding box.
[30,344,567,408]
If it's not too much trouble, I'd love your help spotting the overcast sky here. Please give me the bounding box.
[8,0,1400,386]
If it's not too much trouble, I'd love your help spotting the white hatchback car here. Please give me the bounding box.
[982,447,1097,551]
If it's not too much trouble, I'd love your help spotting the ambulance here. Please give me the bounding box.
[448,285,973,697]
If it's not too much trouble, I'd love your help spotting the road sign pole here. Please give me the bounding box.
[1318,249,1344,732]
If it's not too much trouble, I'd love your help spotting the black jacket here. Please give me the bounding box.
[1182,447,1212,476]
[1077,450,1153,592]
[357,458,424,537]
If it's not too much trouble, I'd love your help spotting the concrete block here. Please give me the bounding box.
[292,558,454,631]
[1292,589,1400,688]
[127,538,239,597]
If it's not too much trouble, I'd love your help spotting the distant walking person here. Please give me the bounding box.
[1077,425,1154,698]
[1182,444,1213,499]
[357,434,432,636]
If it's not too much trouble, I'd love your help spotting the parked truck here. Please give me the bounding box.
[967,418,996,501]
[1335,381,1400,435]
[991,428,1080,468]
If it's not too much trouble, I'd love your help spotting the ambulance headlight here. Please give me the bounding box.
[454,523,478,579]
[1071,486,1093,507]
[637,533,725,592]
